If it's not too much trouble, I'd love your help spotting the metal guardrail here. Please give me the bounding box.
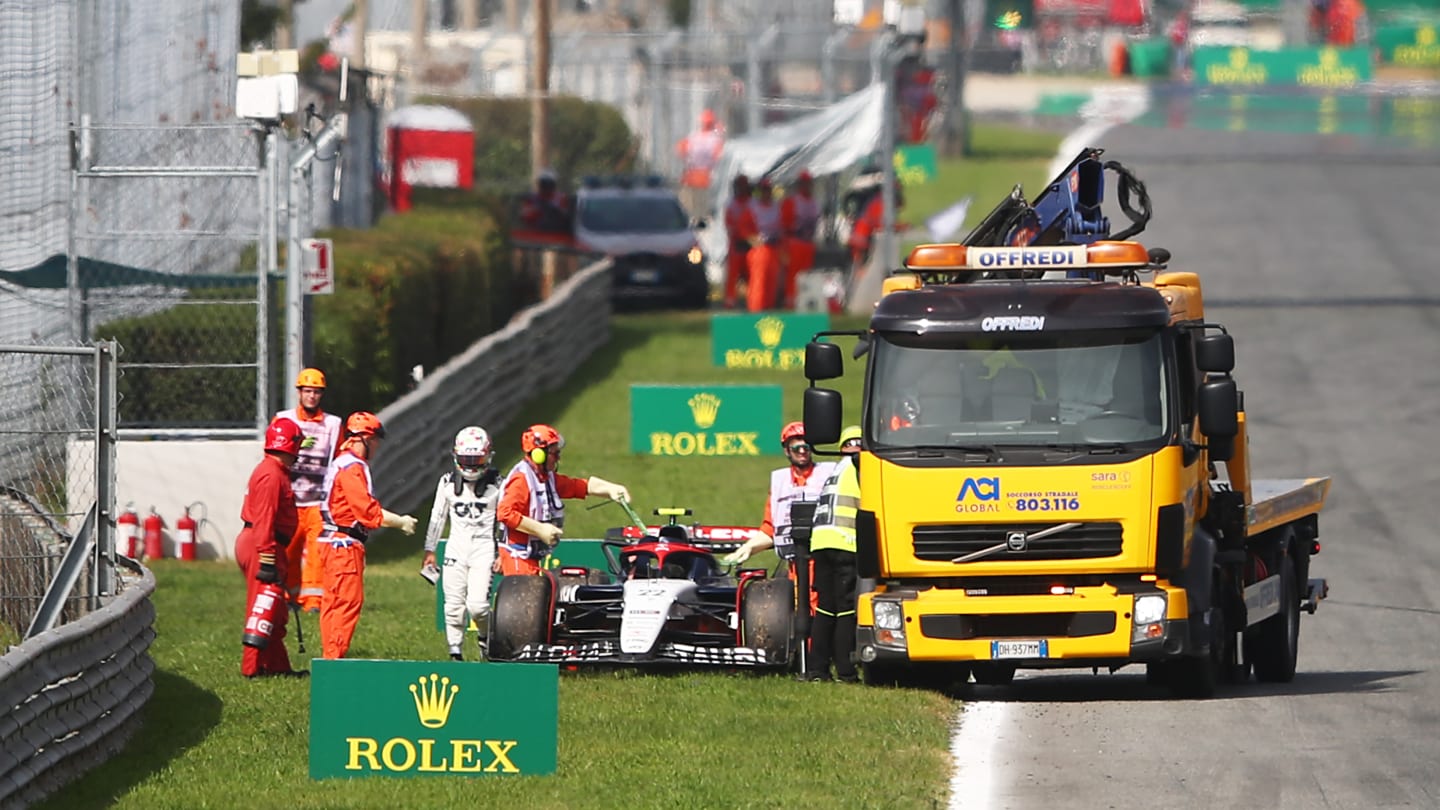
[0,559,156,808]
[373,256,613,513]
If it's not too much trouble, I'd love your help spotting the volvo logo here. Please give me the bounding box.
[1006,531,1027,552]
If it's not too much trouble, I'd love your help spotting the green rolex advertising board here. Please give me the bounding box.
[630,384,783,456]
[310,659,557,779]
[1191,46,1372,88]
[1375,24,1440,67]
[710,312,829,369]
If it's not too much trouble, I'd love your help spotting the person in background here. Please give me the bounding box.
[779,170,821,309]
[804,425,863,682]
[676,108,726,215]
[423,426,502,661]
[723,174,758,309]
[495,424,631,575]
[275,367,343,614]
[235,416,305,678]
[519,169,572,234]
[848,180,906,280]
[317,411,418,659]
[746,177,784,312]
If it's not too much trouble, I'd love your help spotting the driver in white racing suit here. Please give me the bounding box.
[423,426,502,661]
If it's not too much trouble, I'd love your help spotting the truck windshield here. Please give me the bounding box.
[867,329,1168,450]
[577,196,690,233]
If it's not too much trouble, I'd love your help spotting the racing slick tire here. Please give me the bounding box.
[741,577,795,666]
[1249,550,1300,683]
[489,574,553,661]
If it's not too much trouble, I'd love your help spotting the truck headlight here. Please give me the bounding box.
[874,600,903,630]
[1133,594,1166,626]
[873,600,906,646]
[1132,593,1167,642]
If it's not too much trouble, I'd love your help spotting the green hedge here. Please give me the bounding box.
[420,95,641,192]
[101,287,276,428]
[307,201,514,419]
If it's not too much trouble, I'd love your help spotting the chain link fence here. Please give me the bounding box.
[73,122,271,430]
[0,343,118,649]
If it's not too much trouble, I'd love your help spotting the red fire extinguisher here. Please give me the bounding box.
[242,582,286,648]
[117,503,140,558]
[143,507,165,560]
[176,504,197,561]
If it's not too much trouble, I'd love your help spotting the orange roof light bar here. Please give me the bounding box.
[903,241,1151,273]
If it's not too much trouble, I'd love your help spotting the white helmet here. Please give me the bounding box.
[452,426,492,481]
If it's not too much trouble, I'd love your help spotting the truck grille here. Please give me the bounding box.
[912,521,1124,562]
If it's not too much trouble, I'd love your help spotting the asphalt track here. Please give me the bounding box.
[947,119,1440,809]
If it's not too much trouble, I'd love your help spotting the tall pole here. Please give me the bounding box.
[940,0,970,157]
[412,0,429,57]
[277,0,294,48]
[352,0,369,70]
[531,0,552,177]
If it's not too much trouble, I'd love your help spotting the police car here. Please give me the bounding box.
[573,176,710,309]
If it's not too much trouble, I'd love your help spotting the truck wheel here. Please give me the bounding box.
[1168,596,1225,699]
[1251,558,1300,682]
[741,577,795,666]
[862,661,901,687]
[489,574,552,661]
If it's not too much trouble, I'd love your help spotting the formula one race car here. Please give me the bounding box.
[487,508,797,667]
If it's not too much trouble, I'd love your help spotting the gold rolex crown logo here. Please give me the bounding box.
[1229,48,1249,68]
[1319,47,1339,68]
[1419,26,1436,46]
[755,316,785,349]
[410,673,459,729]
[688,392,722,429]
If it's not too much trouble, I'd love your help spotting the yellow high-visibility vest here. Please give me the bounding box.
[809,458,859,553]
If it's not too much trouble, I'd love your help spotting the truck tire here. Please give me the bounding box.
[489,574,552,661]
[741,577,795,666]
[1250,557,1300,683]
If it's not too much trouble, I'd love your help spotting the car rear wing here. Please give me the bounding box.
[602,524,756,552]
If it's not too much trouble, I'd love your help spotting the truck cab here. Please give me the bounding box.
[802,203,1328,697]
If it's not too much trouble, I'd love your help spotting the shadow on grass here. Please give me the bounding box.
[36,669,222,809]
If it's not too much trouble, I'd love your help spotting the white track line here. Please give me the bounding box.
[946,84,1151,809]
[947,699,1008,810]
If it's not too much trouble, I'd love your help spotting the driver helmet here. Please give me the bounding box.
[452,426,493,481]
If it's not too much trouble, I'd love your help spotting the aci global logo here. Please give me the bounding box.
[956,477,1001,514]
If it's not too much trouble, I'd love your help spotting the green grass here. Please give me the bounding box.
[901,125,1064,250]
[39,313,954,810]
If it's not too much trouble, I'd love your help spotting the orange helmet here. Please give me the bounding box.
[522,424,564,465]
[295,367,327,389]
[780,421,806,444]
[265,417,305,455]
[345,411,386,439]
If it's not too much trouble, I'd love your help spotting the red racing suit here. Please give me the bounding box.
[234,453,300,677]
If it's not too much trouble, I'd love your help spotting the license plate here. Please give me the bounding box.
[629,268,660,284]
[991,639,1048,659]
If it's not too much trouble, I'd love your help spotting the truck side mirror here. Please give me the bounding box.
[1195,333,1234,373]
[805,341,844,381]
[1198,377,1238,457]
[804,387,843,445]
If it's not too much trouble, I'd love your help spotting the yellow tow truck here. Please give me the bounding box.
[800,154,1328,697]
